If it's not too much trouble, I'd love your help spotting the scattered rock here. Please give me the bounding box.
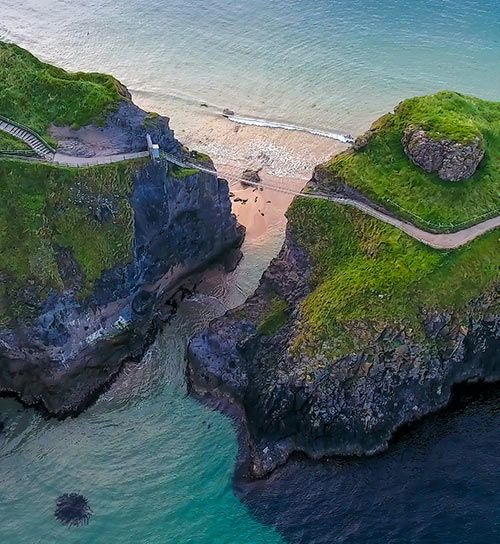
[55,138,96,158]
[402,126,484,181]
[241,168,262,186]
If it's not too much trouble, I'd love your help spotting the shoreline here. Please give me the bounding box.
[132,90,350,182]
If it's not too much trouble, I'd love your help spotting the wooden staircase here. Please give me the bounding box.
[0,115,55,160]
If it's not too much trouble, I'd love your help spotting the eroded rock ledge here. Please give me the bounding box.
[0,100,243,416]
[187,227,499,478]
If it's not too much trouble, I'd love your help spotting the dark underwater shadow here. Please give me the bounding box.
[236,382,499,544]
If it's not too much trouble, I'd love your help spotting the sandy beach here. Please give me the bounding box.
[133,91,348,177]
[133,92,349,234]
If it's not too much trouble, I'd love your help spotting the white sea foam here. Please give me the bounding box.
[227,115,354,144]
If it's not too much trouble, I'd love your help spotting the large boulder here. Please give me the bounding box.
[402,126,484,181]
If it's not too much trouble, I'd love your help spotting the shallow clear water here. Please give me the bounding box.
[1,0,499,134]
[0,2,499,542]
[0,182,291,544]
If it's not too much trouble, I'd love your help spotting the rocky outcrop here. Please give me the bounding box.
[402,127,484,181]
[187,227,499,478]
[241,168,262,185]
[0,103,243,416]
[51,100,180,157]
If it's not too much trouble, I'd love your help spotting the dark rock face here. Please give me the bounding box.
[241,168,262,185]
[0,111,243,416]
[187,229,499,478]
[402,127,484,181]
[51,100,180,157]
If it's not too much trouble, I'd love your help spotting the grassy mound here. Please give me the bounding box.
[287,197,499,361]
[0,158,145,324]
[0,41,126,141]
[319,91,500,231]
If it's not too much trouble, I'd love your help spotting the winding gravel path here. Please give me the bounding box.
[1,120,498,250]
[221,176,500,250]
[53,151,149,166]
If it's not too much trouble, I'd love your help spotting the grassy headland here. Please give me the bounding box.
[318,92,500,231]
[0,158,145,324]
[0,41,126,141]
[286,197,499,361]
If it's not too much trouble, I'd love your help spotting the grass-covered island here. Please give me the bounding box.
[0,42,242,415]
[314,91,499,231]
[187,91,499,477]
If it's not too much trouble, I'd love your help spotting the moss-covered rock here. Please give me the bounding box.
[402,126,484,181]
[318,91,500,231]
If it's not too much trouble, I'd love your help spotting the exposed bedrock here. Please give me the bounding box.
[50,100,181,157]
[0,110,243,416]
[402,127,484,181]
[187,229,499,478]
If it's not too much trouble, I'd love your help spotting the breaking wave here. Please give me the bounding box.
[226,114,354,143]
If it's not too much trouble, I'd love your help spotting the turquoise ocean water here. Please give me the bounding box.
[0,1,499,542]
[1,0,499,135]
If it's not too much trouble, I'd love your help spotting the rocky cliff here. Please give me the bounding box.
[0,100,243,416]
[188,226,498,477]
[187,92,499,478]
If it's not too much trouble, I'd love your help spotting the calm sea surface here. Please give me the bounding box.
[1,0,499,134]
[0,1,499,542]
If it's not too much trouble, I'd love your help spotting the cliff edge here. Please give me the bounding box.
[187,91,499,477]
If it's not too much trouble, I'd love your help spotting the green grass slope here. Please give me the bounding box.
[319,92,500,231]
[0,41,126,140]
[0,132,30,152]
[0,158,145,324]
[287,197,499,361]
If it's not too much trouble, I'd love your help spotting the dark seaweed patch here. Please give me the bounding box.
[54,493,93,527]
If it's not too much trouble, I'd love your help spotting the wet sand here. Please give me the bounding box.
[133,92,348,178]
[132,93,349,236]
